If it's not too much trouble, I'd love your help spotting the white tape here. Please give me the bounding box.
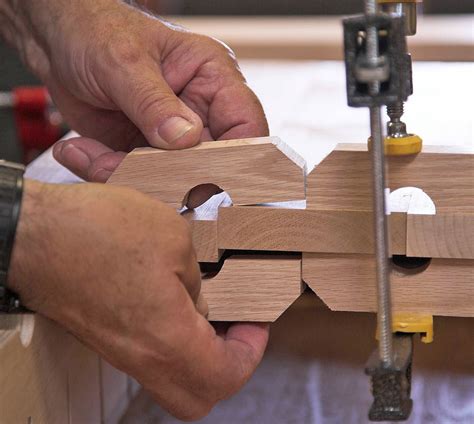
[389,187,436,215]
[385,188,391,215]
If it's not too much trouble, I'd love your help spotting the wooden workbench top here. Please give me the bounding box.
[166,15,474,61]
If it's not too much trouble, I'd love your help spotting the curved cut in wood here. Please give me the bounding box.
[182,192,232,263]
[202,256,303,321]
[107,137,306,209]
[307,144,474,212]
[302,253,473,317]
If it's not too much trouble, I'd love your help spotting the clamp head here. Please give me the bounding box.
[367,134,422,156]
[384,134,423,155]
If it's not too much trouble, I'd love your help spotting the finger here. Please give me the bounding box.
[182,253,202,306]
[53,137,126,182]
[106,61,203,149]
[196,293,209,318]
[211,82,269,141]
[139,291,269,420]
[178,56,269,141]
[200,127,214,142]
[184,318,270,398]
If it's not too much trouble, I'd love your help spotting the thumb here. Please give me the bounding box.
[109,64,203,149]
[53,137,126,182]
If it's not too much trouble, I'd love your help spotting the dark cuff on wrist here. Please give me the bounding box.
[0,161,25,313]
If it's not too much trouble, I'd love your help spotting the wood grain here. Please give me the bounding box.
[202,256,303,321]
[217,204,406,255]
[68,343,102,424]
[0,315,134,424]
[303,253,473,317]
[167,16,474,61]
[0,316,70,424]
[307,144,474,213]
[407,214,474,259]
[108,137,306,209]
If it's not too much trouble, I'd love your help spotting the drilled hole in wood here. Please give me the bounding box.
[391,255,432,275]
[182,183,224,209]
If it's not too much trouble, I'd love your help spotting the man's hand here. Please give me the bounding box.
[1,1,271,417]
[8,180,269,420]
[1,0,268,182]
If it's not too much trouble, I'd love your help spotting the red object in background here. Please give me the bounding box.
[12,86,64,163]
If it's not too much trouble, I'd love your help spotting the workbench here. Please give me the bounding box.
[7,60,474,423]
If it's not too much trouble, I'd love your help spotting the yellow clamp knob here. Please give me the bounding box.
[384,134,423,156]
[376,313,433,343]
[368,134,423,156]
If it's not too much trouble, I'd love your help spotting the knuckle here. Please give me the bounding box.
[178,401,214,422]
[101,34,143,68]
[134,88,176,124]
[204,35,237,61]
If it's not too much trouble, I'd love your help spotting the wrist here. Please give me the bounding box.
[7,180,48,308]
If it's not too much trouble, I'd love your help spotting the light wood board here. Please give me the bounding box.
[0,316,70,423]
[108,137,306,209]
[166,16,474,62]
[202,256,303,321]
[303,253,474,317]
[218,205,407,255]
[0,315,132,424]
[307,144,474,213]
[407,214,474,259]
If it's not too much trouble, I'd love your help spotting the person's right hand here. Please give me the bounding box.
[8,180,269,420]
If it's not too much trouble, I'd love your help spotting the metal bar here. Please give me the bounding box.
[369,106,393,366]
[364,0,394,366]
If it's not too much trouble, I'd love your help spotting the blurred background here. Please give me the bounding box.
[158,0,474,14]
[0,0,473,163]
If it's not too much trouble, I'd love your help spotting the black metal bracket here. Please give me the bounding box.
[343,14,413,107]
[365,333,414,421]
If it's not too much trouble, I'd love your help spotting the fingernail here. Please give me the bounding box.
[61,144,90,169]
[91,169,113,183]
[196,293,209,318]
[158,117,194,145]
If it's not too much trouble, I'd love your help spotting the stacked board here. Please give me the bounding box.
[108,137,474,321]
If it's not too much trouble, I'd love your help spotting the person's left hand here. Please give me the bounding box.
[28,1,268,184]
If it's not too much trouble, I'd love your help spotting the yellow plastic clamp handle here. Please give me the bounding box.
[376,313,433,343]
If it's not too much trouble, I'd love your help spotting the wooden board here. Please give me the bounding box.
[68,343,102,424]
[307,144,474,213]
[303,253,474,317]
[166,16,474,62]
[0,316,70,423]
[0,315,133,424]
[218,204,406,255]
[407,214,474,259]
[202,256,303,321]
[217,206,473,259]
[108,137,306,209]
